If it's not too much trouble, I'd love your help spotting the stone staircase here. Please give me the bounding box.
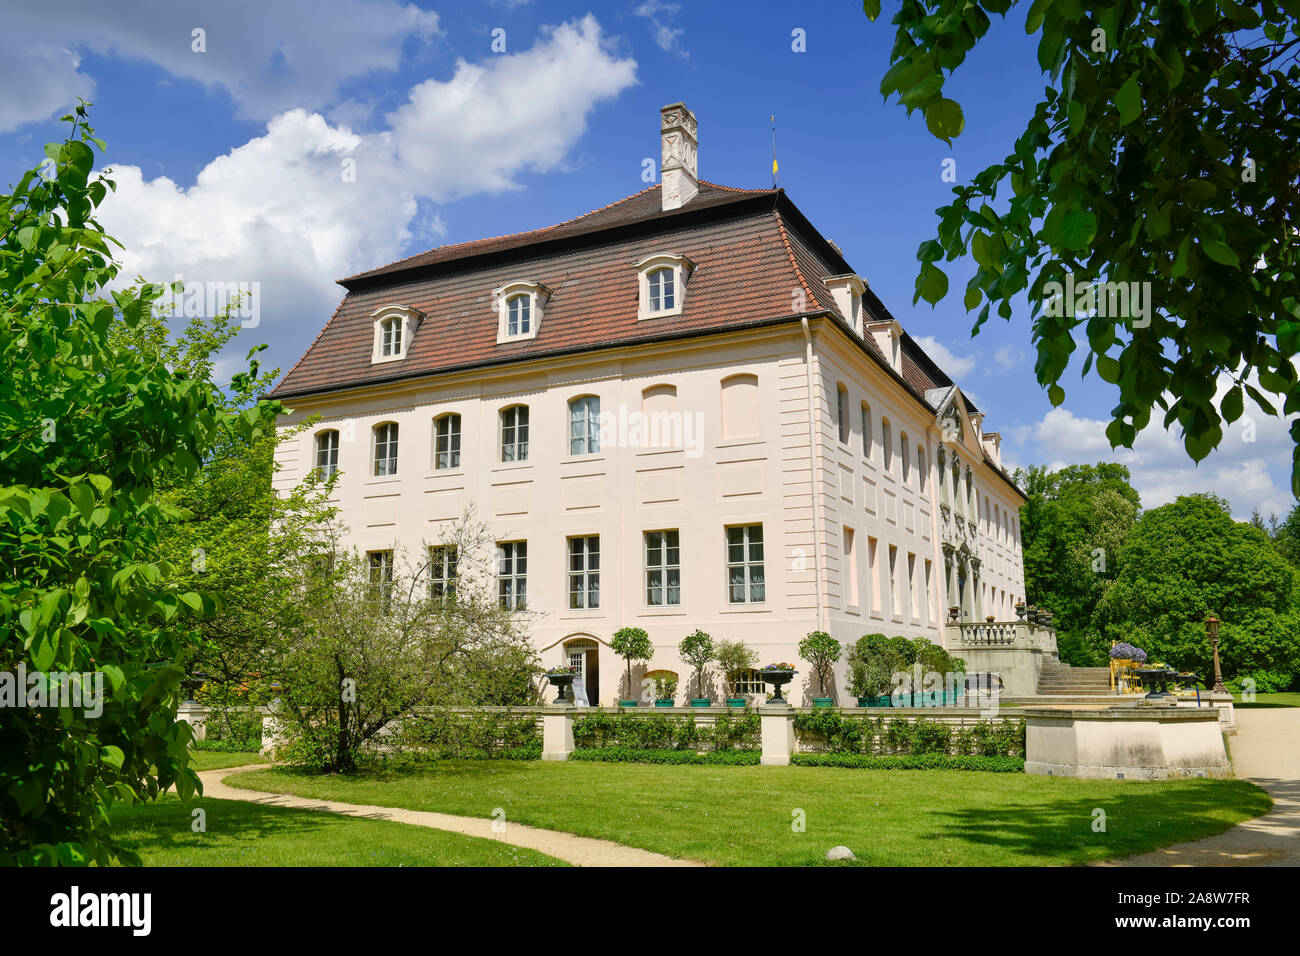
[1036,659,1113,696]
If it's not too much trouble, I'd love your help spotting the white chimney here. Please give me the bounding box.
[660,102,698,211]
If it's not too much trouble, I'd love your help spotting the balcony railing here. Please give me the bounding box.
[946,620,1057,653]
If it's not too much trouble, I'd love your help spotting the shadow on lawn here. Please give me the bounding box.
[113,796,339,852]
[926,780,1270,864]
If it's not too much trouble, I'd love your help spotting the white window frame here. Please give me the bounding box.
[568,395,601,457]
[370,304,423,364]
[644,529,681,607]
[567,535,600,610]
[434,413,461,471]
[636,253,694,320]
[498,540,527,610]
[373,422,399,477]
[500,404,530,463]
[494,281,550,343]
[315,429,339,480]
[428,545,458,601]
[726,523,766,605]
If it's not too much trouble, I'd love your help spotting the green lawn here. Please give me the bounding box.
[226,761,1270,867]
[111,793,565,866]
[188,750,270,771]
[1234,691,1300,708]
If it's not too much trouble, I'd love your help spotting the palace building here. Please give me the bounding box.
[269,102,1028,705]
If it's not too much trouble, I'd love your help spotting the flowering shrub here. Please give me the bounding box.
[761,662,797,671]
[1109,642,1147,663]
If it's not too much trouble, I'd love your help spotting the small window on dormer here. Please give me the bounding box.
[649,268,675,312]
[370,304,422,364]
[637,253,693,320]
[495,281,549,344]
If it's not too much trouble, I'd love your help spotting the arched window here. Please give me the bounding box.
[434,413,461,470]
[881,418,893,472]
[373,422,399,476]
[569,395,600,456]
[937,448,947,504]
[315,430,339,480]
[506,294,531,337]
[648,267,675,312]
[861,402,872,459]
[500,405,529,462]
[835,383,849,444]
[721,374,759,440]
[900,432,911,483]
[916,443,927,492]
[379,316,402,357]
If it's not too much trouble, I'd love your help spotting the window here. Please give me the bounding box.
[434,414,461,470]
[867,536,880,612]
[888,544,900,617]
[861,403,872,459]
[731,668,766,695]
[494,282,549,343]
[380,317,402,357]
[726,524,765,604]
[501,405,529,462]
[645,530,681,606]
[428,546,457,601]
[373,422,399,476]
[924,558,934,623]
[368,550,393,609]
[835,383,849,444]
[721,374,760,440]
[882,418,893,472]
[506,294,531,336]
[648,268,675,312]
[370,305,422,363]
[568,536,600,609]
[908,552,919,619]
[498,541,527,609]
[569,395,600,456]
[901,432,911,483]
[315,430,339,480]
[637,253,693,319]
[917,444,927,492]
[843,527,858,607]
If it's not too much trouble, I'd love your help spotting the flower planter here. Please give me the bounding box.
[725,698,746,708]
[654,699,674,707]
[812,698,834,708]
[546,672,575,704]
[618,699,638,708]
[690,698,711,707]
[760,668,796,704]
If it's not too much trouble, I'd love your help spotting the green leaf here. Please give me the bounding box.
[916,262,950,305]
[1059,209,1097,251]
[862,0,882,21]
[1221,386,1244,424]
[99,746,125,771]
[1115,74,1141,126]
[923,97,964,143]
[1200,238,1240,268]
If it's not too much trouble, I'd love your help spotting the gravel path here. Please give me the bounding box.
[1100,708,1299,867]
[198,765,705,868]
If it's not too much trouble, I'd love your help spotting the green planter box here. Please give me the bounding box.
[690,699,711,707]
[812,698,834,708]
[618,700,639,707]
[654,699,674,707]
[726,698,746,708]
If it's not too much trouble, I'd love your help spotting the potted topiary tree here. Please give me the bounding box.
[798,630,842,706]
[610,626,652,707]
[646,670,678,707]
[845,633,898,706]
[679,628,716,706]
[715,639,757,707]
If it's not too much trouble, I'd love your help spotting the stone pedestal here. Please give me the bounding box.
[1024,705,1230,779]
[177,701,208,741]
[759,704,794,766]
[542,702,575,761]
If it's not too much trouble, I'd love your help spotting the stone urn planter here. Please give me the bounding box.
[1014,601,1027,621]
[1137,667,1177,699]
[545,670,576,704]
[760,666,796,704]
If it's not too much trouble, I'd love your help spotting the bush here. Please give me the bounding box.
[571,747,760,766]
[402,712,540,759]
[791,753,1024,772]
[908,719,951,755]
[572,711,759,751]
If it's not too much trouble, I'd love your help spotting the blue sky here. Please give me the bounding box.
[1,0,1292,520]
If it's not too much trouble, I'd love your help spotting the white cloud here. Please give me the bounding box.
[992,344,1021,371]
[634,1,688,58]
[912,335,975,379]
[0,0,441,131]
[93,16,638,379]
[1022,375,1296,520]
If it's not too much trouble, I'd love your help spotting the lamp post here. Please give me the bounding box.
[1205,614,1226,694]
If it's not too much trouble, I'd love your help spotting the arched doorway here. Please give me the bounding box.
[562,636,600,706]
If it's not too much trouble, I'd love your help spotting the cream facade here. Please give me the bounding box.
[271,103,1027,706]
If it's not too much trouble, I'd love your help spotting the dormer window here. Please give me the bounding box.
[495,281,550,344]
[637,253,693,320]
[370,304,423,364]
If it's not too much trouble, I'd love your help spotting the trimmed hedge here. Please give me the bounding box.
[572,710,760,751]
[791,712,1025,757]
[571,747,761,766]
[791,753,1025,772]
